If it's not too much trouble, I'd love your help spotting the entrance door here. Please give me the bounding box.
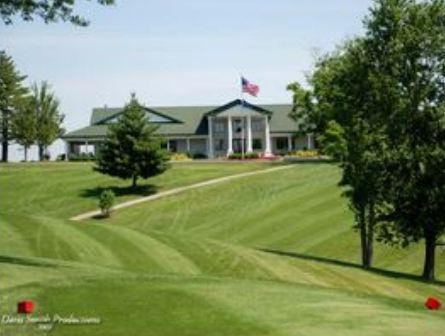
[233,139,246,153]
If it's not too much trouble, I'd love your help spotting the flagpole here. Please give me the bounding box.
[239,74,245,160]
[241,117,245,160]
[239,73,244,104]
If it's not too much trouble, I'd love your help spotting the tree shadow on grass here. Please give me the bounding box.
[0,255,61,268]
[259,248,445,286]
[80,184,158,200]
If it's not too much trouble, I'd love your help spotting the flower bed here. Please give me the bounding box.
[284,150,331,162]
[169,153,192,162]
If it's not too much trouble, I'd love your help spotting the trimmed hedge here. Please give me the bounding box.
[192,152,207,160]
[68,152,97,161]
[228,152,260,160]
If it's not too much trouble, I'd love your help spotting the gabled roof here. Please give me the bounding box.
[206,99,273,116]
[62,100,297,140]
[92,106,183,125]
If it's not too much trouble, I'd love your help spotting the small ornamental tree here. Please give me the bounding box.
[11,98,36,161]
[99,189,115,218]
[94,94,169,188]
[31,82,65,161]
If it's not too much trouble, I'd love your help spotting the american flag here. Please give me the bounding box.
[241,77,260,97]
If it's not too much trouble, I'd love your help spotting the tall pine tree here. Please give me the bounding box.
[0,51,28,162]
[95,94,169,188]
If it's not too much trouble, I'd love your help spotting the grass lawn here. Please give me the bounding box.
[0,161,444,335]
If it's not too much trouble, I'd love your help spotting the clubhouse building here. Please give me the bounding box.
[62,99,314,158]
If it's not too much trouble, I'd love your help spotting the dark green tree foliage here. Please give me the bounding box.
[286,82,316,137]
[95,94,169,188]
[311,41,386,270]
[340,121,387,269]
[0,51,28,162]
[318,121,347,161]
[31,82,65,160]
[11,98,36,161]
[290,0,445,280]
[288,40,385,269]
[1,0,115,26]
[364,0,445,281]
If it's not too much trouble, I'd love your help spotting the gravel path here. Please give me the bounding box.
[70,164,294,221]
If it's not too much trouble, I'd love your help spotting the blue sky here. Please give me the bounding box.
[2,0,372,132]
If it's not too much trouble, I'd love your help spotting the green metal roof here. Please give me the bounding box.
[62,100,297,140]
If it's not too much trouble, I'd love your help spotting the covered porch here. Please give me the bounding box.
[65,139,102,157]
[205,100,314,158]
[206,101,274,158]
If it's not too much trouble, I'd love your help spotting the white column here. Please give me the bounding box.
[166,139,170,151]
[264,116,272,156]
[307,134,312,150]
[246,115,253,153]
[85,140,89,154]
[65,141,70,156]
[227,116,233,155]
[186,138,191,152]
[288,135,293,152]
[207,117,214,158]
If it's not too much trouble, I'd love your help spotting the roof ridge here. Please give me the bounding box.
[92,102,292,110]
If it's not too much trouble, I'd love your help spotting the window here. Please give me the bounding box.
[214,121,225,133]
[234,119,243,133]
[252,119,263,132]
[169,140,178,152]
[216,139,225,151]
[253,139,262,150]
[276,137,288,150]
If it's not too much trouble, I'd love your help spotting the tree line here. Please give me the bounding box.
[0,51,64,162]
[288,0,445,281]
[1,0,114,162]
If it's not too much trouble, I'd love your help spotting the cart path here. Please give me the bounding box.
[70,164,294,221]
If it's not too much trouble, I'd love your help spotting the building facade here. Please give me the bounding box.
[62,99,314,158]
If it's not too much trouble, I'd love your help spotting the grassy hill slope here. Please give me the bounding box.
[0,162,444,336]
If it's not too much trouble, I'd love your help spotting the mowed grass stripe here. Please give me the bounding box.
[185,279,444,336]
[238,187,347,247]
[264,206,351,251]
[0,214,34,257]
[103,164,338,239]
[96,162,445,282]
[145,232,309,282]
[0,161,279,219]
[228,185,346,245]
[0,213,78,259]
[1,162,445,336]
[36,217,123,267]
[98,224,201,275]
[5,214,123,267]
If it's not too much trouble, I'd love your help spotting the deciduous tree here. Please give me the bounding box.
[1,0,115,26]
[31,82,65,161]
[364,0,445,281]
[11,98,36,161]
[290,0,445,280]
